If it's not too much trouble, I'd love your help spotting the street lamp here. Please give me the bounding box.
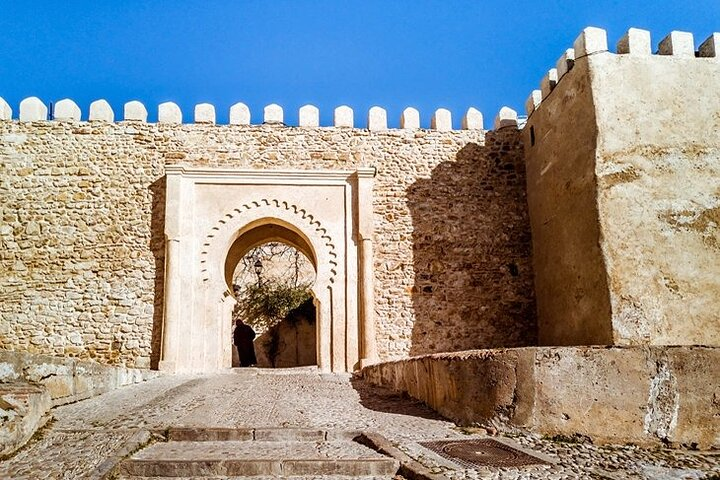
[253,258,263,287]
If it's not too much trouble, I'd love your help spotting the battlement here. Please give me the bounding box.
[525,27,720,117]
[0,97,521,132]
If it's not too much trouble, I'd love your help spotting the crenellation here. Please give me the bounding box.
[699,33,720,58]
[124,101,147,122]
[0,97,13,120]
[195,103,216,124]
[53,99,81,121]
[334,105,353,127]
[19,97,47,122]
[431,108,452,131]
[299,104,319,127]
[461,107,483,130]
[264,103,283,124]
[400,107,420,129]
[658,31,695,57]
[525,90,542,117]
[229,102,251,125]
[158,102,182,124]
[89,99,113,122]
[367,106,387,131]
[573,26,608,57]
[617,28,652,55]
[556,48,575,79]
[494,106,517,129]
[540,68,559,99]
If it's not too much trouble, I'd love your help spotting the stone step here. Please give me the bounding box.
[118,440,399,478]
[167,427,358,443]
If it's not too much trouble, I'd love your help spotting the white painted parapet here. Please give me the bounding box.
[158,102,182,124]
[264,104,283,124]
[462,107,483,130]
[494,106,518,129]
[0,97,12,120]
[124,101,147,122]
[54,99,81,121]
[19,97,47,122]
[699,33,720,58]
[195,103,215,124]
[431,108,452,131]
[574,26,609,57]
[334,106,353,127]
[299,104,319,127]
[540,68,559,99]
[525,90,542,117]
[229,102,250,125]
[658,31,695,57]
[367,106,387,131]
[556,49,575,79]
[617,28,652,56]
[400,108,420,129]
[89,100,114,122]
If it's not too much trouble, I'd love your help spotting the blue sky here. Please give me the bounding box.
[0,1,718,127]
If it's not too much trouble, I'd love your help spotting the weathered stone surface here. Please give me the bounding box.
[367,106,387,131]
[573,26,608,57]
[555,48,575,78]
[263,103,283,124]
[658,31,695,57]
[194,103,215,124]
[334,105,353,127]
[158,102,182,124]
[494,106,517,129]
[461,107,483,130]
[362,346,720,449]
[400,107,420,129]
[89,99,113,122]
[699,33,720,58]
[298,104,319,127]
[53,98,81,121]
[540,68,558,98]
[430,108,451,131]
[525,90,542,116]
[0,382,51,457]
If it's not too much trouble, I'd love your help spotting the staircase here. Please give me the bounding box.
[115,427,400,479]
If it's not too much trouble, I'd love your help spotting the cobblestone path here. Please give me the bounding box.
[0,369,718,479]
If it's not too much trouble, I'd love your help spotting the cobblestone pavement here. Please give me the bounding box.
[1,368,718,479]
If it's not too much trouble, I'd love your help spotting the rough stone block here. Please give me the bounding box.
[699,33,720,58]
[89,99,114,122]
[19,97,47,122]
[298,104,319,127]
[0,97,12,120]
[431,108,452,131]
[254,428,325,442]
[0,382,51,457]
[540,68,559,99]
[573,26,608,57]
[367,106,387,131]
[556,48,576,79]
[53,99,81,121]
[124,101,148,122]
[263,104,283,124]
[461,107,483,130]
[229,102,251,125]
[334,105,353,127]
[525,90,542,116]
[158,102,182,124]
[195,103,215,124]
[617,28,652,56]
[400,107,420,129]
[494,106,518,129]
[658,31,695,57]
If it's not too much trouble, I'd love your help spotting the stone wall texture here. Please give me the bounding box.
[0,120,536,367]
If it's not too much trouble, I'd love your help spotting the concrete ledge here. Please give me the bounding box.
[361,346,720,449]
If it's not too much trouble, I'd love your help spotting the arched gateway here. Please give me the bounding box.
[159,166,378,373]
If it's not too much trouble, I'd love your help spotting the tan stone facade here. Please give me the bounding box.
[0,120,535,369]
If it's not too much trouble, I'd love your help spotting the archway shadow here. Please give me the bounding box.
[405,129,537,357]
[349,376,445,420]
[149,176,166,370]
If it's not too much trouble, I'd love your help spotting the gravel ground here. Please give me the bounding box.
[0,369,718,479]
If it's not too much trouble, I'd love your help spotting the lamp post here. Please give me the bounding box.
[253,258,263,287]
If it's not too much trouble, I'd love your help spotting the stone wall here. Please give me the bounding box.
[0,119,535,366]
[361,346,720,449]
[524,29,720,346]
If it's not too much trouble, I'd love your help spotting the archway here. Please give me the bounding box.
[225,225,318,368]
[159,166,378,373]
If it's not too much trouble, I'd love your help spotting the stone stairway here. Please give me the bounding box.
[115,427,401,479]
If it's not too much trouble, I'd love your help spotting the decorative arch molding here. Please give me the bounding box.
[198,198,338,285]
[159,166,378,375]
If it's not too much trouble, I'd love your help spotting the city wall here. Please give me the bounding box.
[0,107,535,367]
